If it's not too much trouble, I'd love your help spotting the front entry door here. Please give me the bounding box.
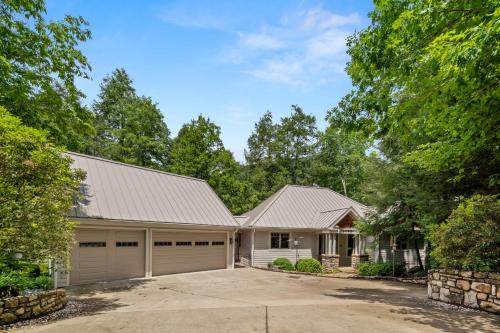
[338,234,353,267]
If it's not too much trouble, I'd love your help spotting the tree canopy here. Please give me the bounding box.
[0,108,84,262]
[170,115,258,214]
[91,69,171,169]
[0,0,94,149]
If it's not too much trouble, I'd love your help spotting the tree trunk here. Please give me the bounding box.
[412,225,424,270]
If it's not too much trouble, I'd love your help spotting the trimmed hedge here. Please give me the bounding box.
[296,258,322,273]
[272,257,294,271]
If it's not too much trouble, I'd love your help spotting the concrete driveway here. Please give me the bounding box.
[14,267,500,333]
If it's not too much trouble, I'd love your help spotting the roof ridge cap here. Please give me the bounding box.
[66,151,206,183]
[319,207,351,214]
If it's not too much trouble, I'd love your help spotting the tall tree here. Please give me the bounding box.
[0,0,94,149]
[91,69,170,169]
[244,111,287,200]
[276,105,318,185]
[329,0,499,192]
[330,0,500,269]
[312,127,369,199]
[170,115,258,214]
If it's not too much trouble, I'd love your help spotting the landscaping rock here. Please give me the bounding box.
[471,282,491,294]
[456,279,470,291]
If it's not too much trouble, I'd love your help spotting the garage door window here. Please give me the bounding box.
[176,241,192,246]
[195,241,209,246]
[212,241,224,246]
[79,241,106,247]
[116,241,138,247]
[154,241,172,246]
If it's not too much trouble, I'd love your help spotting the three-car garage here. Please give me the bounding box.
[60,152,239,287]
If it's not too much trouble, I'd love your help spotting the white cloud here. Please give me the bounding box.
[301,10,361,31]
[220,7,362,86]
[239,33,286,50]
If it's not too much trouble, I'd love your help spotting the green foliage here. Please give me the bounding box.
[272,257,294,271]
[0,0,95,149]
[429,195,500,272]
[169,115,258,214]
[329,0,499,189]
[0,108,85,262]
[295,258,322,273]
[357,261,405,277]
[0,271,52,297]
[91,69,171,169]
[311,127,369,199]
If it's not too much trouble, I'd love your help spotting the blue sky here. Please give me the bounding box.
[46,0,373,161]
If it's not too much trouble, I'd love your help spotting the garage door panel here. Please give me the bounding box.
[70,229,145,285]
[152,231,227,276]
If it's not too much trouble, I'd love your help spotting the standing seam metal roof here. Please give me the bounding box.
[242,185,367,229]
[67,152,238,227]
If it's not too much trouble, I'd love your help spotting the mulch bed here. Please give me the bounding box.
[253,265,427,285]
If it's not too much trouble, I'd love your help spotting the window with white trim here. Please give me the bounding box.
[271,233,289,249]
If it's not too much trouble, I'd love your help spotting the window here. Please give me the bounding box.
[396,239,408,250]
[212,241,224,246]
[116,241,138,247]
[154,241,172,246]
[271,233,289,249]
[79,242,106,248]
[195,241,209,246]
[176,241,192,246]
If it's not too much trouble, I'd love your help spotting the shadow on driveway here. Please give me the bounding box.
[325,284,500,333]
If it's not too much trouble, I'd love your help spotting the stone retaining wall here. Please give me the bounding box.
[428,269,499,314]
[0,289,67,324]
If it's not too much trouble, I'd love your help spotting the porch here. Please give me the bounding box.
[318,228,369,271]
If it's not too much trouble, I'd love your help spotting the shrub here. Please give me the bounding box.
[272,257,294,271]
[428,195,500,272]
[296,258,322,273]
[406,266,426,277]
[0,271,53,297]
[34,276,53,290]
[357,261,405,277]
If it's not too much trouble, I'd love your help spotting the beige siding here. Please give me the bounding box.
[253,249,313,267]
[251,230,317,267]
[254,231,269,250]
[238,230,252,265]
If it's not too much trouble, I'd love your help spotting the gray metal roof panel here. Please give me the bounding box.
[244,185,367,229]
[67,152,238,227]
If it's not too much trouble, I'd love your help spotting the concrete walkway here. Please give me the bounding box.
[14,267,500,333]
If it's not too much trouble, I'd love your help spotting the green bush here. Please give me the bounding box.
[429,195,500,272]
[272,257,294,271]
[357,261,406,277]
[406,266,426,277]
[0,271,53,297]
[296,258,322,273]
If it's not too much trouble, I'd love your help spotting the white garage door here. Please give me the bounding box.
[152,231,227,276]
[70,229,145,285]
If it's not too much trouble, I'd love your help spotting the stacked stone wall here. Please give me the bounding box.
[428,269,499,314]
[0,289,67,324]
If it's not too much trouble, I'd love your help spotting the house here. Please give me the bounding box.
[54,152,239,287]
[235,185,426,271]
[235,185,371,270]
